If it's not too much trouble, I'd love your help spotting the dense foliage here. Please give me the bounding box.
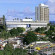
[0,15,6,32]
[0,31,11,39]
[35,27,47,33]
[44,24,55,41]
[0,27,25,39]
[0,43,27,55]
[10,27,25,36]
[23,31,38,44]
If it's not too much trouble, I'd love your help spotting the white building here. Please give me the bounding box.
[6,4,49,30]
[6,20,47,30]
[35,4,49,22]
[23,18,33,21]
[8,37,23,49]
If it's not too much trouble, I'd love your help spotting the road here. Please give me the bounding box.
[39,46,55,55]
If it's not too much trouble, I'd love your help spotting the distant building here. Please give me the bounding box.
[35,4,49,22]
[0,18,4,25]
[0,17,6,29]
[23,18,33,21]
[0,39,7,50]
[34,32,46,37]
[6,20,47,30]
[6,4,49,30]
[8,37,23,49]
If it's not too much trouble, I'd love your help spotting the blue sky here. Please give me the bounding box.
[0,0,55,21]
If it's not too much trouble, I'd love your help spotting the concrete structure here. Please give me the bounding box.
[0,39,7,50]
[35,4,49,22]
[23,18,33,21]
[0,18,4,25]
[6,4,49,30]
[6,20,47,30]
[8,37,23,49]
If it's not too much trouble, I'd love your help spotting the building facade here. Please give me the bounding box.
[0,18,4,25]
[6,20,47,30]
[6,4,49,31]
[35,4,49,22]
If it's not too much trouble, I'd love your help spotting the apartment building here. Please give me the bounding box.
[35,4,49,22]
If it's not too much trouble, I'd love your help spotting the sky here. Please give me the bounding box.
[0,0,55,21]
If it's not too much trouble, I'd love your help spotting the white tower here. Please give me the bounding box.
[35,4,49,22]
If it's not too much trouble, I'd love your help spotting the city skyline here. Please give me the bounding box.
[0,0,55,21]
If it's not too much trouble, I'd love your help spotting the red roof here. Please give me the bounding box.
[34,32,40,35]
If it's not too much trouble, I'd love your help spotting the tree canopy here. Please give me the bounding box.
[0,43,27,55]
[10,27,25,37]
[23,31,38,44]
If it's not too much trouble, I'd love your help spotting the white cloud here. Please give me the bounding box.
[6,8,35,20]
[47,0,55,14]
[48,0,55,3]
[0,0,37,4]
[46,0,55,21]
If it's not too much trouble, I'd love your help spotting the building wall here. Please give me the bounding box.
[7,24,27,30]
[35,4,49,22]
[23,19,33,21]
[6,21,47,30]
[44,7,49,22]
[0,18,4,25]
[31,23,47,30]
[35,7,38,21]
[40,6,44,21]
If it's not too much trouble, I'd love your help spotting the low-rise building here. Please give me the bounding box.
[23,18,33,21]
[8,37,23,49]
[6,20,48,30]
[0,39,7,50]
[34,32,46,37]
[40,34,46,37]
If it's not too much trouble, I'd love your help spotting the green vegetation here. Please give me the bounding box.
[44,23,55,41]
[17,27,25,33]
[0,43,27,55]
[0,31,11,39]
[0,15,6,32]
[13,48,27,55]
[53,53,55,55]
[10,27,25,36]
[3,15,6,30]
[0,21,55,42]
[23,31,38,44]
[30,52,37,55]
[0,27,25,39]
[0,16,55,55]
[35,27,47,33]
[10,28,19,37]
[35,23,55,42]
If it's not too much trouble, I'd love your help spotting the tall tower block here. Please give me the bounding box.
[35,4,49,22]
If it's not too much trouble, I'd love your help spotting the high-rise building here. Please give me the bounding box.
[35,4,49,22]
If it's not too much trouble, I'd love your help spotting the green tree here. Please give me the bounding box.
[10,27,25,37]
[0,31,11,39]
[31,52,37,55]
[4,43,13,55]
[3,15,6,30]
[17,27,25,33]
[0,44,27,55]
[10,28,19,37]
[35,27,41,32]
[53,53,55,55]
[13,48,27,55]
[35,27,47,33]
[23,31,38,44]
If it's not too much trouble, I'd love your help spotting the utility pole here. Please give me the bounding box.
[52,47,53,55]
[47,48,48,55]
[30,46,31,53]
